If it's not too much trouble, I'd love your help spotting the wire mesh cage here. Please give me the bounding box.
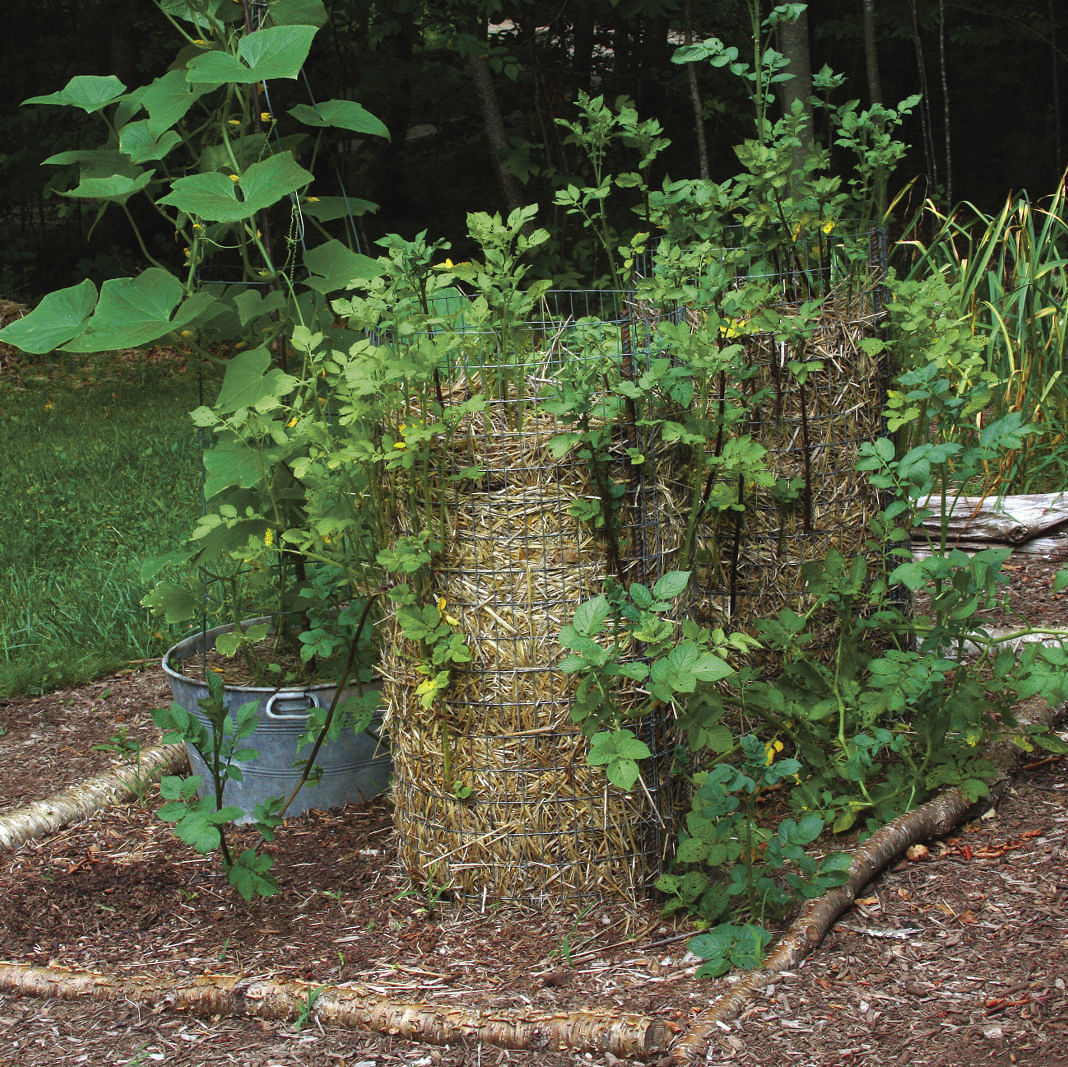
[377,232,889,904]
[377,290,693,904]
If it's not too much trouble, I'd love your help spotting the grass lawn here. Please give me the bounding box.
[0,346,208,696]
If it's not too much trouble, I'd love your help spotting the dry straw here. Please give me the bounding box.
[690,286,887,647]
[380,267,887,903]
[381,316,682,905]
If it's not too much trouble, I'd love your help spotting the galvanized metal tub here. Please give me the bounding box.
[162,619,391,823]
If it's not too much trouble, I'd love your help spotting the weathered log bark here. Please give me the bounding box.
[0,743,187,849]
[661,703,1063,1065]
[915,492,1068,546]
[0,964,674,1059]
[912,531,1068,560]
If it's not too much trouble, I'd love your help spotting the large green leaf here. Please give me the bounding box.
[0,280,97,354]
[288,100,389,139]
[137,69,206,136]
[159,0,238,29]
[158,152,312,222]
[23,75,126,114]
[185,25,317,86]
[42,148,133,171]
[304,240,382,294]
[59,169,155,203]
[63,269,216,353]
[215,346,298,413]
[237,153,313,215]
[299,195,377,222]
[119,121,182,164]
[203,437,283,496]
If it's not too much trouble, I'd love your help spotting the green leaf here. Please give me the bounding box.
[203,438,283,496]
[215,346,298,412]
[268,0,328,25]
[137,69,206,135]
[303,240,383,294]
[572,595,611,637]
[24,74,126,113]
[142,581,198,624]
[159,152,312,222]
[59,169,155,203]
[64,269,215,353]
[289,100,389,138]
[227,848,279,901]
[299,195,378,222]
[675,836,709,864]
[0,279,96,354]
[652,570,691,601]
[118,121,182,164]
[186,25,317,85]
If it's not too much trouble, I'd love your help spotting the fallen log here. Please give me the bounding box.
[0,963,674,1060]
[916,492,1068,546]
[0,743,187,849]
[660,702,1065,1065]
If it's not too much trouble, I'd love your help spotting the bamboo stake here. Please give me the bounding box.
[0,963,674,1060]
[0,744,188,849]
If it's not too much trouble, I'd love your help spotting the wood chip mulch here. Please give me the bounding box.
[1,558,1067,1066]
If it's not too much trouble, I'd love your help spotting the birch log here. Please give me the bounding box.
[0,743,187,849]
[0,964,674,1059]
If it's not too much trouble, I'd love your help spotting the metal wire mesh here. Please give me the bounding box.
[379,233,888,904]
[380,292,683,904]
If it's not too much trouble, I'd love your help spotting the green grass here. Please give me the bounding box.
[899,175,1068,492]
[0,351,207,696]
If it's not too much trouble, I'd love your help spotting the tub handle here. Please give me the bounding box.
[264,691,323,720]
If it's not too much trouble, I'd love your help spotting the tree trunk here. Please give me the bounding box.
[938,0,952,204]
[862,0,884,109]
[468,48,524,217]
[684,0,710,180]
[0,744,188,850]
[0,964,673,1060]
[776,7,814,152]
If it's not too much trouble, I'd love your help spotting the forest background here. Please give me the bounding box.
[1,0,1065,298]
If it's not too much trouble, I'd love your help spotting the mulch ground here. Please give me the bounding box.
[1,557,1067,1066]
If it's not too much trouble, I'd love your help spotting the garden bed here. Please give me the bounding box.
[1,557,1066,1064]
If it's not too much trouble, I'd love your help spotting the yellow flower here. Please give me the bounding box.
[264,528,274,547]
[191,222,203,231]
[229,173,240,183]
[822,219,836,234]
[286,416,298,427]
[192,38,208,46]
[437,597,460,626]
[393,440,407,450]
[432,258,457,271]
[44,401,54,411]
[260,111,272,122]
[306,195,320,202]
[720,317,753,339]
[180,329,194,339]
[228,119,240,126]
[764,738,784,766]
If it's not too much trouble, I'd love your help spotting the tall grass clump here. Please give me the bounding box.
[0,354,203,695]
[898,172,1068,492]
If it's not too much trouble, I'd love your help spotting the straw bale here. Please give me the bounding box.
[383,357,681,903]
[690,292,887,644]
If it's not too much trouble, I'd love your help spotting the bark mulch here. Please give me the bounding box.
[1,557,1067,1066]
